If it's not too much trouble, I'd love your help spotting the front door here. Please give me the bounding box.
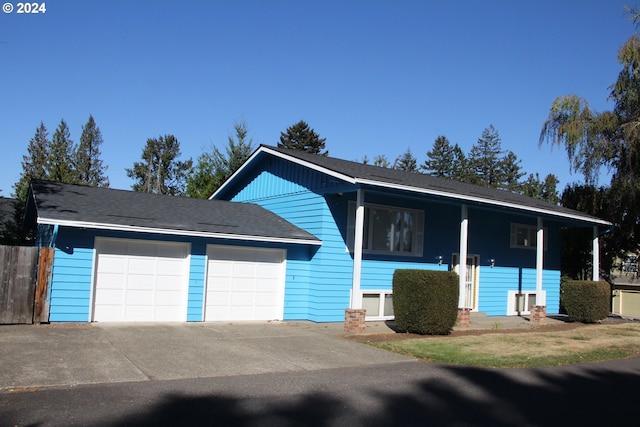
[452,254,480,310]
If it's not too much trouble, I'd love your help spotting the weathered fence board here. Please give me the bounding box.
[34,247,53,324]
[0,245,38,324]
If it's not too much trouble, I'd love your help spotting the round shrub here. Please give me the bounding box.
[393,269,459,335]
[562,280,610,323]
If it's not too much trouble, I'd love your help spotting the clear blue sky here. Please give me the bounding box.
[0,0,633,196]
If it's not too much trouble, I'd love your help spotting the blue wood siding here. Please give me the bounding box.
[478,266,561,315]
[361,260,447,290]
[49,228,94,322]
[187,241,206,321]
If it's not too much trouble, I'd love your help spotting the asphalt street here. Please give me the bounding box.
[3,357,640,426]
[2,322,640,426]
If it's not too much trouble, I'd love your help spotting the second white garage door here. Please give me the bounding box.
[93,238,189,322]
[205,245,286,321]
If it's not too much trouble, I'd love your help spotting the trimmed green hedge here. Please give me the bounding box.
[562,280,610,323]
[393,269,459,335]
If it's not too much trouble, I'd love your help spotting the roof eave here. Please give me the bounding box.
[37,217,322,246]
[356,178,612,226]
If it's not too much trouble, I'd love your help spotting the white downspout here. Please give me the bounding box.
[592,226,600,281]
[351,188,365,309]
[458,204,468,308]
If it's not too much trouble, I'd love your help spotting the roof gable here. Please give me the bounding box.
[27,180,320,245]
[215,145,610,226]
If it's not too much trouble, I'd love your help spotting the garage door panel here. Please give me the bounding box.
[205,245,285,321]
[93,238,188,322]
[98,255,127,272]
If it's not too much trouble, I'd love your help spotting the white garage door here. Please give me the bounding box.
[93,238,189,322]
[205,245,286,321]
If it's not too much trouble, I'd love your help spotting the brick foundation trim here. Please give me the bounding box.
[456,308,471,328]
[531,305,546,324]
[344,308,367,334]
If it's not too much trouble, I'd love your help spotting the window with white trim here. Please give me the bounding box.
[362,291,394,320]
[348,202,424,257]
[510,223,548,250]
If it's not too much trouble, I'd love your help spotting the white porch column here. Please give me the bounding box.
[536,216,546,305]
[351,188,365,309]
[592,226,600,282]
[458,204,468,308]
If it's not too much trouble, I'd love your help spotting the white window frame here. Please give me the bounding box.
[348,201,424,257]
[506,290,546,315]
[361,290,394,320]
[510,223,548,250]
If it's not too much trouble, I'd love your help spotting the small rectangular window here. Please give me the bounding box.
[361,291,394,320]
[510,223,547,250]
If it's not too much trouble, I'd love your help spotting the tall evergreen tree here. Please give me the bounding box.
[278,120,328,155]
[75,115,109,187]
[468,125,503,188]
[373,154,391,168]
[453,144,472,182]
[393,148,418,172]
[127,134,193,196]
[186,121,254,198]
[521,173,560,204]
[13,122,50,201]
[422,135,456,177]
[48,119,75,183]
[499,150,526,192]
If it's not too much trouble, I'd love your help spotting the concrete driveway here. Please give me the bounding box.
[0,321,412,391]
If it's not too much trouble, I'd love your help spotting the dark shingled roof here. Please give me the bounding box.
[27,180,319,244]
[256,145,609,226]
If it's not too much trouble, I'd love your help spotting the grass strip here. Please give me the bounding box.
[370,323,640,368]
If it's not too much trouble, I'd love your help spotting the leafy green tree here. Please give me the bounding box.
[539,8,640,258]
[278,120,328,155]
[468,125,504,188]
[538,95,609,186]
[75,115,109,187]
[393,148,418,172]
[186,121,254,198]
[13,122,50,201]
[48,119,75,183]
[127,134,193,196]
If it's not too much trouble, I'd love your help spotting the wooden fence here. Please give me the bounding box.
[0,245,53,324]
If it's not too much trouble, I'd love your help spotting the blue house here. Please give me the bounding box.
[25,145,609,324]
[212,145,611,323]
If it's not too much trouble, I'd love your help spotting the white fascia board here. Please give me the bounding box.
[37,218,322,246]
[211,146,355,199]
[355,178,612,226]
